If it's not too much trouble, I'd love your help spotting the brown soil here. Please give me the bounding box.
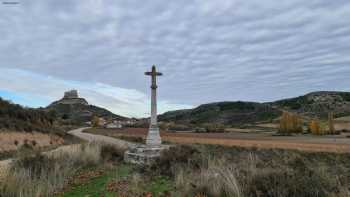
[0,132,64,152]
[86,128,350,153]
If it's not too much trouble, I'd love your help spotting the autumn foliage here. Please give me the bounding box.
[328,112,335,134]
[279,111,303,134]
[92,116,100,128]
[308,112,337,135]
[308,119,322,135]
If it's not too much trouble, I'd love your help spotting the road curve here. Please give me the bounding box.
[0,128,136,181]
[68,127,136,149]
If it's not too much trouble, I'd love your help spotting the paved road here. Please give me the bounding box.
[68,127,136,149]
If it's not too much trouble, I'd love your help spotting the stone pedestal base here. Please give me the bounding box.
[124,145,166,165]
[146,126,162,146]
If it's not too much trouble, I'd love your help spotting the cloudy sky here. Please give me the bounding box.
[1,0,350,117]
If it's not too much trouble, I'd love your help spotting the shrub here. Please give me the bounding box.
[100,144,126,162]
[150,145,200,177]
[161,145,350,197]
[174,158,242,197]
[78,142,102,166]
[0,142,103,196]
[203,123,226,133]
[117,135,144,144]
[31,140,37,147]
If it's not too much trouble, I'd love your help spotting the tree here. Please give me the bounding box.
[328,112,335,134]
[309,118,321,135]
[279,111,303,134]
[92,116,100,128]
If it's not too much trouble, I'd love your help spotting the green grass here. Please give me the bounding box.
[59,164,175,197]
[59,165,130,197]
[148,176,174,196]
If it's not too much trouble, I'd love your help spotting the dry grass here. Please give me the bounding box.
[152,145,350,197]
[0,142,102,197]
[255,123,279,129]
[0,132,64,152]
[174,158,242,197]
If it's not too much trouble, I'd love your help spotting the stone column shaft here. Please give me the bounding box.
[150,85,157,126]
[145,66,162,146]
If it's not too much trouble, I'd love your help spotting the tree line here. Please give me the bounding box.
[279,111,338,135]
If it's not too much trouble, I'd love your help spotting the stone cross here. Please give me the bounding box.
[145,65,162,146]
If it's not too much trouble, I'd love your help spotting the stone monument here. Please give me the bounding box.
[49,90,89,106]
[124,65,166,164]
[145,66,163,146]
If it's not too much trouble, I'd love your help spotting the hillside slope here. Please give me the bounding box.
[160,91,350,126]
[46,90,127,124]
[159,101,281,126]
[272,91,350,118]
[47,103,126,123]
[0,97,56,132]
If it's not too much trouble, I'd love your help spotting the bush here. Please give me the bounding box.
[12,152,57,179]
[174,159,242,197]
[117,135,145,144]
[100,144,126,162]
[31,140,37,147]
[0,142,103,196]
[149,145,200,177]
[152,145,350,197]
[203,123,226,133]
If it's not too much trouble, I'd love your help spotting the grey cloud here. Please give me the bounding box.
[1,0,350,109]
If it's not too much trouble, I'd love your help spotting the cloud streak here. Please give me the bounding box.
[0,68,192,117]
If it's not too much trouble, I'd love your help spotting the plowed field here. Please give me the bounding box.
[86,128,350,153]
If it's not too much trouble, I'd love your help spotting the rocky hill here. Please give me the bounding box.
[271,91,350,118]
[160,91,350,126]
[46,90,127,124]
[159,101,281,126]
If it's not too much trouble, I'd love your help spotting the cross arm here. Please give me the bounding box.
[145,72,163,76]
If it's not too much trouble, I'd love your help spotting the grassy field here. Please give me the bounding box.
[59,164,174,197]
[59,165,130,197]
[1,133,349,197]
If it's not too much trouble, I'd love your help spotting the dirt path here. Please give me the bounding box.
[68,127,136,149]
[0,128,135,182]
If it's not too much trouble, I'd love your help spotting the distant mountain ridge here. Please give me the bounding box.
[272,91,350,118]
[159,91,350,125]
[46,90,127,124]
[159,101,281,126]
